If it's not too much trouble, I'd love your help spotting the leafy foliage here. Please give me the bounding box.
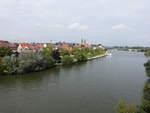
[1,56,18,74]
[60,47,106,65]
[145,49,150,57]
[75,53,87,62]
[71,47,106,58]
[0,47,13,57]
[0,50,55,74]
[18,51,55,74]
[0,46,106,74]
[144,61,150,78]
[60,49,70,56]
[52,50,61,61]
[115,99,139,113]
[61,55,74,65]
[115,80,150,113]
[0,57,3,73]
[140,80,150,113]
[42,47,53,57]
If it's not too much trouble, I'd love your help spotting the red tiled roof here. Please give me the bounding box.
[20,43,30,47]
[0,41,18,50]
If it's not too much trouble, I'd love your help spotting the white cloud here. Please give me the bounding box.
[68,23,88,31]
[55,24,64,28]
[68,23,80,29]
[53,23,88,31]
[112,24,129,30]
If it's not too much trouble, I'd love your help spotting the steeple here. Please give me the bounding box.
[81,33,87,44]
[81,38,83,43]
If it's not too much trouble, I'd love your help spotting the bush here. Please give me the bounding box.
[71,47,106,59]
[140,80,150,113]
[0,51,55,74]
[145,49,150,57]
[1,56,18,74]
[0,47,106,74]
[42,47,53,57]
[60,49,70,56]
[0,57,4,74]
[17,51,54,74]
[43,55,55,68]
[75,53,87,62]
[61,55,74,65]
[52,50,61,61]
[144,61,150,78]
[115,99,138,113]
[0,47,13,57]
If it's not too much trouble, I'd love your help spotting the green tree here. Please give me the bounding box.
[145,49,150,57]
[17,51,54,74]
[42,47,53,57]
[144,61,150,78]
[1,56,18,74]
[0,47,13,57]
[0,57,4,74]
[61,55,74,65]
[60,49,70,56]
[71,48,87,62]
[140,80,150,113]
[0,51,55,74]
[75,53,87,62]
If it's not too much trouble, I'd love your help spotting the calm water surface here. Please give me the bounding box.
[0,51,148,113]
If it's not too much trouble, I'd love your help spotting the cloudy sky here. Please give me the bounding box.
[0,0,150,46]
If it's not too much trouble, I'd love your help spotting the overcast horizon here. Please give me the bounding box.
[0,0,150,46]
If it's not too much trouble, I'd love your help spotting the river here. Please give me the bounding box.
[0,51,148,113]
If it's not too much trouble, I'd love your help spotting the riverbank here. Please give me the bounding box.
[0,47,107,75]
[115,49,150,113]
[88,52,108,60]
[55,51,108,66]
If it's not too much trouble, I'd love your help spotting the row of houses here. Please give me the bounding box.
[0,40,18,50]
[0,40,105,52]
[18,42,95,52]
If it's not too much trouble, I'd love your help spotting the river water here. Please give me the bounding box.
[0,51,148,113]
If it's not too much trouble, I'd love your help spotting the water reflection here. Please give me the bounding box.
[0,67,61,88]
[0,62,87,88]
[60,62,87,71]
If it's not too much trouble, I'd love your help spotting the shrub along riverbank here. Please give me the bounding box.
[115,49,150,113]
[145,49,150,57]
[116,79,150,113]
[0,47,106,75]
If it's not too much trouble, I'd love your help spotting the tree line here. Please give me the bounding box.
[0,47,106,75]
